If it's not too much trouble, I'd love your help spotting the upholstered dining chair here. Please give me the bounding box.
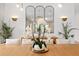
[22,39,33,44]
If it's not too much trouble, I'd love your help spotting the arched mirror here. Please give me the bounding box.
[25,6,35,28]
[45,6,54,33]
[25,5,54,33]
[35,6,44,20]
[34,6,45,32]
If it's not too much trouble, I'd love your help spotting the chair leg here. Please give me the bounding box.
[53,39,56,44]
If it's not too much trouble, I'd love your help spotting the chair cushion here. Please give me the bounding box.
[6,39,21,45]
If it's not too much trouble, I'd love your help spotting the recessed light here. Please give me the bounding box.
[16,4,19,8]
[20,8,23,11]
[45,18,48,20]
[58,4,62,8]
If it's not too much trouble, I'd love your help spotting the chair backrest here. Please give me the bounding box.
[22,39,33,44]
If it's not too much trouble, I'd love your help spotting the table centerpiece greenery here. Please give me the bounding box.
[32,24,47,51]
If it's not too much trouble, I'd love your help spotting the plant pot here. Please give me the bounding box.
[0,39,6,44]
[69,38,75,44]
[32,41,47,51]
[33,44,46,51]
[32,43,49,53]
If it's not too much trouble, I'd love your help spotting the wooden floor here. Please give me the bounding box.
[0,44,79,56]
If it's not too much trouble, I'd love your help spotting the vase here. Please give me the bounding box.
[32,41,47,51]
[33,44,46,51]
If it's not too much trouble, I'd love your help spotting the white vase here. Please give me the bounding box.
[33,44,45,51]
[34,45,41,50]
[42,44,46,50]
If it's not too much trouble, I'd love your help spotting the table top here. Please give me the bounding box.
[0,44,79,56]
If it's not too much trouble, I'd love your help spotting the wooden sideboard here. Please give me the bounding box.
[0,44,79,56]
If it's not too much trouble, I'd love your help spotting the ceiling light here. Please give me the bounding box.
[16,4,19,8]
[58,4,62,8]
[45,18,48,20]
[20,8,23,11]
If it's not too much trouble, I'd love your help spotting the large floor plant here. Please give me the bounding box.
[59,22,78,39]
[0,21,14,43]
[59,16,79,40]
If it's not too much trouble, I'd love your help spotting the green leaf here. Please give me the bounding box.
[59,32,64,35]
[68,28,79,34]
[0,22,14,39]
[71,35,74,38]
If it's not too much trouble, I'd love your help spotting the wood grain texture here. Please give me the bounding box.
[0,44,79,56]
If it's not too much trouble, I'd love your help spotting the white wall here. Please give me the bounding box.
[74,4,79,41]
[0,3,5,29]
[54,3,76,35]
[0,3,77,39]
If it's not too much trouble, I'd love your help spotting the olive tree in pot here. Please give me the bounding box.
[0,22,14,44]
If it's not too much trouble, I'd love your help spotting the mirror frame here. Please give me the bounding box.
[25,5,54,33]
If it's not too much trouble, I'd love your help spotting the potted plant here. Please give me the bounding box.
[58,16,78,44]
[0,21,14,43]
[32,24,47,51]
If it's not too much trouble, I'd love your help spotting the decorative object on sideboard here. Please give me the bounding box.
[12,16,18,21]
[0,21,14,44]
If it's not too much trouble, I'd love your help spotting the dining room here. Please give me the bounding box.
[0,3,79,56]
